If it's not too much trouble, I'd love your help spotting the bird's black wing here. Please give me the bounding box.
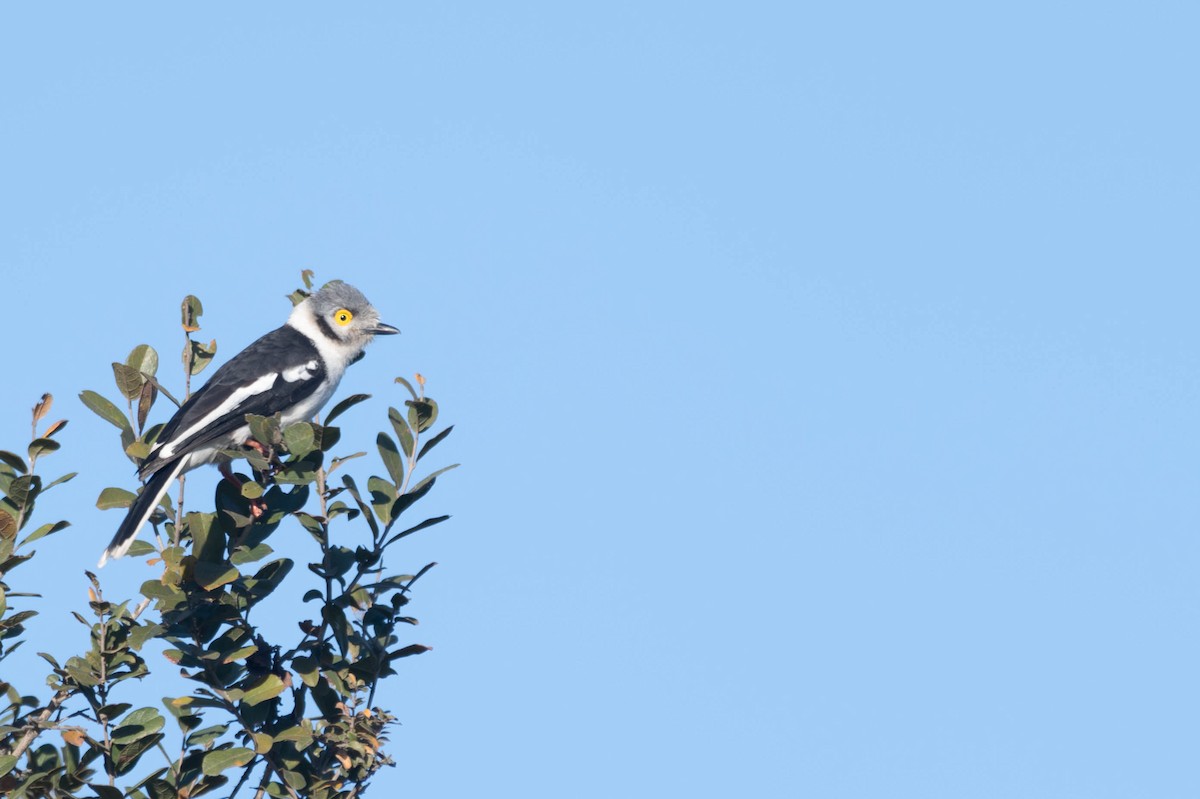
[138,325,325,477]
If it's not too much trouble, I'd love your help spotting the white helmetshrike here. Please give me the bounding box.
[99,280,399,566]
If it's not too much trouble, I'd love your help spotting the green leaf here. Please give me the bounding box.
[282,772,312,794]
[324,393,371,424]
[165,694,225,714]
[409,463,460,496]
[0,451,26,474]
[267,484,309,514]
[127,539,156,557]
[274,458,321,485]
[97,487,137,510]
[192,560,239,591]
[89,786,125,799]
[112,707,165,744]
[390,474,440,521]
[112,362,146,400]
[417,424,454,462]
[246,414,282,448]
[341,475,379,537]
[405,398,438,433]
[230,543,273,566]
[20,520,69,547]
[114,732,165,774]
[394,375,418,401]
[329,452,366,474]
[140,579,184,603]
[283,423,316,459]
[376,432,404,487]
[388,407,415,458]
[245,559,293,604]
[27,438,60,460]
[125,440,152,460]
[120,426,136,461]
[322,663,351,697]
[241,674,286,706]
[145,778,178,799]
[97,703,132,721]
[368,476,397,525]
[138,380,157,431]
[222,644,259,664]
[3,607,36,625]
[79,390,132,433]
[0,754,16,776]
[291,656,319,688]
[272,724,313,748]
[308,676,341,719]
[187,723,230,748]
[27,436,58,460]
[312,547,355,581]
[126,344,159,377]
[181,295,203,332]
[64,655,98,687]
[317,425,341,455]
[0,554,31,577]
[43,471,78,491]
[387,643,432,661]
[385,514,451,547]
[188,511,225,563]
[188,339,218,376]
[293,512,324,537]
[8,474,36,507]
[128,622,163,650]
[201,747,255,776]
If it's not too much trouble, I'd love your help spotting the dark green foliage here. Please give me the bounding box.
[0,286,452,798]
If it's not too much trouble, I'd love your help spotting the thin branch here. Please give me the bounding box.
[228,759,261,799]
[252,762,273,799]
[5,690,70,760]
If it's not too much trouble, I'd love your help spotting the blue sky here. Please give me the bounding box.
[1,3,1198,797]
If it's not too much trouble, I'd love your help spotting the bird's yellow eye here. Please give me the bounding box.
[334,309,354,326]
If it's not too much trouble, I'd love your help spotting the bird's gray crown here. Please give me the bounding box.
[309,280,376,318]
[306,280,383,336]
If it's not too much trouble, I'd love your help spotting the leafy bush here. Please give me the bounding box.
[0,278,453,798]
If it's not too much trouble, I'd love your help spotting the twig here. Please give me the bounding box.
[228,759,260,799]
[5,690,69,760]
[252,762,273,799]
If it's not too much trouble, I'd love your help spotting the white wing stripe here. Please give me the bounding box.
[157,373,279,459]
[281,360,318,382]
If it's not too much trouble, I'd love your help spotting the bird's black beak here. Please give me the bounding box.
[372,322,401,335]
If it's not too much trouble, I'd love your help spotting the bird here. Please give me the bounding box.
[98,280,399,566]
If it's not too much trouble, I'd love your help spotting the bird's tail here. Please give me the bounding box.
[98,459,187,567]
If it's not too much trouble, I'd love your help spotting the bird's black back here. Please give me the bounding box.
[139,324,325,477]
